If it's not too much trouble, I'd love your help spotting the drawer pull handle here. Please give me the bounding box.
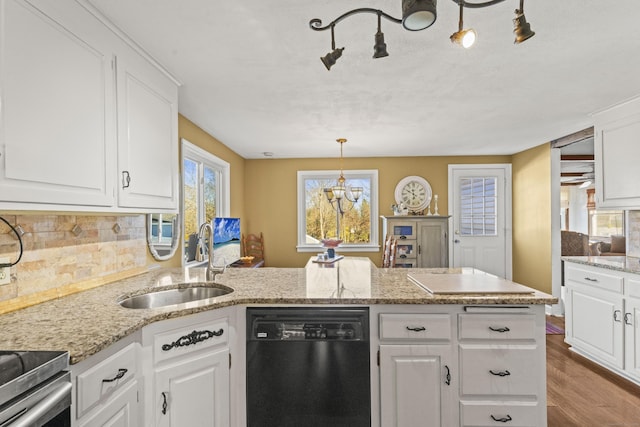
[162,328,224,351]
[399,254,407,258]
[444,365,451,386]
[102,368,128,383]
[490,414,512,422]
[614,310,622,322]
[161,392,168,415]
[625,313,633,326]
[584,277,599,282]
[406,326,426,332]
[489,369,511,377]
[399,235,408,240]
[489,326,510,333]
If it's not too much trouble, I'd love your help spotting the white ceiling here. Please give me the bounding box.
[87,0,640,159]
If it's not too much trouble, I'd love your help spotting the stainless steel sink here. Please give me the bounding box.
[118,284,233,309]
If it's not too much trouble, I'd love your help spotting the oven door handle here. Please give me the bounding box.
[5,381,72,427]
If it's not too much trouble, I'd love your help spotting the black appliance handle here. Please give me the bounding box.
[8,381,71,427]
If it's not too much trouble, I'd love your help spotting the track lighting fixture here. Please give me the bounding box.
[402,0,437,31]
[320,24,344,71]
[309,0,535,69]
[513,0,535,44]
[373,12,389,58]
[450,1,476,48]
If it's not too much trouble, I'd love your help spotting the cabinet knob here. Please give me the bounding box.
[614,310,622,322]
[624,313,633,326]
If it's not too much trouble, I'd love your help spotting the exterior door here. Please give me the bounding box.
[448,165,512,279]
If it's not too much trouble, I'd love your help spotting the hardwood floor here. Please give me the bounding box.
[546,315,640,426]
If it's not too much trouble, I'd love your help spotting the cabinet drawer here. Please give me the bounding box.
[460,401,539,427]
[395,240,417,260]
[460,345,539,396]
[565,264,623,293]
[76,343,137,418]
[459,314,536,340]
[153,317,229,363]
[380,314,451,341]
[388,222,417,239]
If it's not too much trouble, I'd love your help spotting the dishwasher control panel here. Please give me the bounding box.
[247,308,368,341]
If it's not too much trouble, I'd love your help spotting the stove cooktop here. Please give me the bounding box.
[0,351,68,408]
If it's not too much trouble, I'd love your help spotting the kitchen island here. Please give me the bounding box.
[0,258,555,427]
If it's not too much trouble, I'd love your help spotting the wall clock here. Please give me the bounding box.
[394,175,432,212]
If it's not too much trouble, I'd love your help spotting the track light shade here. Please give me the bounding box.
[402,0,437,31]
[321,47,344,70]
[450,28,476,48]
[373,31,389,58]
[513,11,535,44]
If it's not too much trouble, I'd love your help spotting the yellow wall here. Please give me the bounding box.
[512,143,552,294]
[244,155,510,268]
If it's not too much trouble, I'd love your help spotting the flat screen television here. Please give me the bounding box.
[213,217,241,265]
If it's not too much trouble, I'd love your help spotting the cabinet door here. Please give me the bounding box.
[594,98,640,209]
[0,0,115,208]
[154,348,229,427]
[625,278,640,380]
[417,222,448,268]
[78,380,139,427]
[115,54,178,211]
[379,344,457,427]
[565,284,624,368]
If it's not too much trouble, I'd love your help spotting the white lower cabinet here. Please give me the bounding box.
[457,308,547,427]
[70,337,142,427]
[379,344,456,427]
[564,261,640,385]
[142,309,232,427]
[78,380,139,427]
[154,348,229,427]
[376,306,547,427]
[564,262,640,383]
[377,311,458,427]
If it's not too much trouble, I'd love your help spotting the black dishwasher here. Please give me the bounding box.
[246,307,370,427]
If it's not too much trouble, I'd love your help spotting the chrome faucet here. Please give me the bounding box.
[195,222,225,281]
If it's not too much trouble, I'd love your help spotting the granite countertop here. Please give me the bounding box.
[562,255,640,275]
[0,257,555,364]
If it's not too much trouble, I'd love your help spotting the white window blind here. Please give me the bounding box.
[460,177,497,236]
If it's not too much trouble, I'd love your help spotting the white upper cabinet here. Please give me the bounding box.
[0,0,115,208]
[115,54,178,211]
[0,0,179,212]
[593,95,640,209]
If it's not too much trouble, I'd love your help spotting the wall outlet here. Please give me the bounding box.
[0,257,10,286]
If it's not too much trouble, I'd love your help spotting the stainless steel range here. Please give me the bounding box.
[0,351,71,427]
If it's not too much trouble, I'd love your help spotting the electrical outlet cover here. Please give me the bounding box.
[0,257,10,286]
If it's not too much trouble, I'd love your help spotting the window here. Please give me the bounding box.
[589,210,624,239]
[182,139,230,262]
[459,177,497,236]
[297,170,379,252]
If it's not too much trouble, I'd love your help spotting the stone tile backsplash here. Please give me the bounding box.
[0,214,146,303]
[629,210,640,257]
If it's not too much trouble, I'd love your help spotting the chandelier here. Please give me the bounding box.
[324,138,363,217]
[310,0,535,70]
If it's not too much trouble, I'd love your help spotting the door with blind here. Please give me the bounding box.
[448,165,512,279]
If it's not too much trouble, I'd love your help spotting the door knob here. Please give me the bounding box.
[454,239,460,243]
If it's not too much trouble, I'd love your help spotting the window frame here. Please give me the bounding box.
[296,169,379,252]
[181,138,230,266]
